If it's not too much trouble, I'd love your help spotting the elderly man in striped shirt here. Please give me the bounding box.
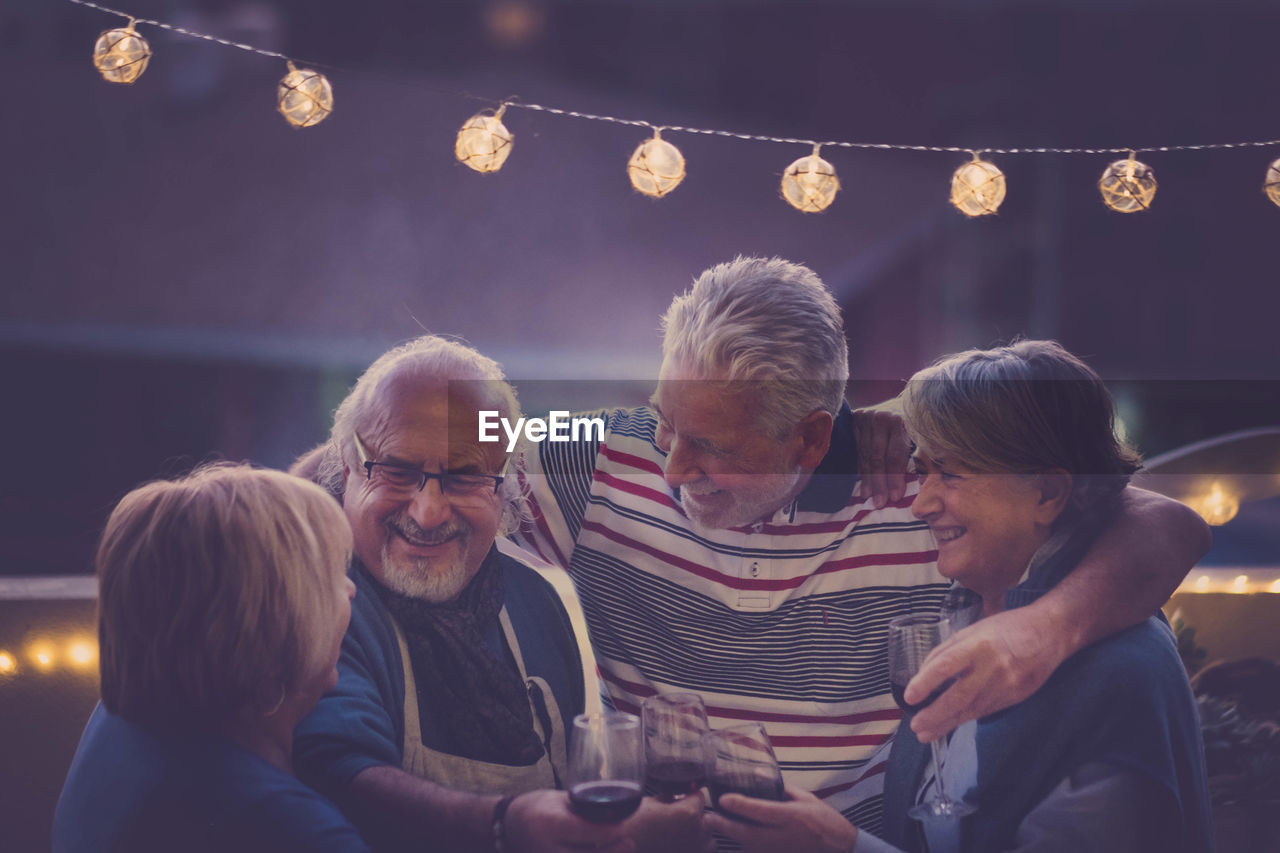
[515,256,1208,837]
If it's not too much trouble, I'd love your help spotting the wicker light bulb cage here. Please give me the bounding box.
[627,130,686,198]
[455,106,514,173]
[950,154,1006,217]
[1264,158,1280,209]
[781,146,839,213]
[1099,153,1157,213]
[277,62,333,128]
[93,24,151,84]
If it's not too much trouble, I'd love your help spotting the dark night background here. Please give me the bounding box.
[2,1,1279,848]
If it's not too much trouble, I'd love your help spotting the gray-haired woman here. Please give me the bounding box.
[706,340,1212,853]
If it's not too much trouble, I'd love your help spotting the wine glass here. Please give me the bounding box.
[702,722,785,817]
[642,692,710,800]
[567,712,645,823]
[886,613,975,820]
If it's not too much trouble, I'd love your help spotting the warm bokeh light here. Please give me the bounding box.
[1194,575,1211,592]
[1231,574,1250,593]
[29,644,55,670]
[1270,579,1280,594]
[67,639,98,668]
[0,651,15,675]
[1187,482,1240,526]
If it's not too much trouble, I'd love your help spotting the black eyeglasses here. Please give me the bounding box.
[353,433,504,499]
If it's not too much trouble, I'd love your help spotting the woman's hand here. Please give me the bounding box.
[702,784,857,853]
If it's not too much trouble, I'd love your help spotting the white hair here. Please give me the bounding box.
[317,335,528,534]
[660,256,849,437]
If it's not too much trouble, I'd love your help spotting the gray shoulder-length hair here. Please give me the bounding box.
[314,335,529,535]
[660,256,849,438]
[901,339,1141,521]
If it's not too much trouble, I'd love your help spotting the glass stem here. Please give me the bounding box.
[928,738,951,803]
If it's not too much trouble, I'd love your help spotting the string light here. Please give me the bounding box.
[92,19,151,84]
[0,651,15,675]
[63,0,1280,214]
[455,105,514,173]
[67,639,98,668]
[950,152,1006,217]
[1099,152,1157,213]
[627,129,685,198]
[781,145,839,213]
[277,61,333,128]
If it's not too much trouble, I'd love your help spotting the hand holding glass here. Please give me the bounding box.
[887,613,975,820]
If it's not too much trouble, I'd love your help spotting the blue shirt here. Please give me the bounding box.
[53,704,369,853]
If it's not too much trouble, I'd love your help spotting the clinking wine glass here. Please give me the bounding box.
[702,722,785,819]
[887,613,975,820]
[642,692,710,800]
[567,712,645,823]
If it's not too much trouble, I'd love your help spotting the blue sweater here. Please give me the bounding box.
[882,523,1212,853]
[53,705,369,853]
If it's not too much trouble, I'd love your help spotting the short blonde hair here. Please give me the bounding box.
[97,464,352,728]
[902,339,1141,519]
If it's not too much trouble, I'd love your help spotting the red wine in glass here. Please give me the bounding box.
[569,780,644,823]
[645,759,706,799]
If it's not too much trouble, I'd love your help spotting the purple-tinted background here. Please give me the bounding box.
[3,0,1279,575]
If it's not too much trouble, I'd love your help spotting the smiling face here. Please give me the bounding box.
[652,358,829,529]
[341,376,505,603]
[910,447,1061,603]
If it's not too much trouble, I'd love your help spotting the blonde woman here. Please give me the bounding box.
[54,464,367,852]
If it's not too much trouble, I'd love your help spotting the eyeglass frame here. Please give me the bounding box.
[351,432,506,496]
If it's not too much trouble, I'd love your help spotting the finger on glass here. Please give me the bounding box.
[886,614,974,820]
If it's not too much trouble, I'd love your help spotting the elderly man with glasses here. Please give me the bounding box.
[292,337,701,853]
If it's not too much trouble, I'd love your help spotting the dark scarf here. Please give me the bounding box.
[373,550,546,766]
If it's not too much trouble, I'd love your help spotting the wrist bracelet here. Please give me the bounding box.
[492,794,518,853]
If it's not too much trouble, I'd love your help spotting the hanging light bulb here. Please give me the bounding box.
[950,152,1006,217]
[1263,157,1280,208]
[781,145,839,213]
[92,19,151,84]
[1099,151,1157,213]
[277,61,333,128]
[627,128,685,198]
[455,104,515,173]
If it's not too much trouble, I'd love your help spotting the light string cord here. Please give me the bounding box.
[70,0,1280,157]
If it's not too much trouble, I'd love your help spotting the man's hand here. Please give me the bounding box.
[904,606,1066,743]
[703,784,857,853]
[504,790,636,853]
[622,793,712,853]
[851,401,911,509]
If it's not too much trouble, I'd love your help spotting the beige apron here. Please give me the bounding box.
[389,607,568,795]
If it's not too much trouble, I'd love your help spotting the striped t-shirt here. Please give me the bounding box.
[516,405,945,830]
